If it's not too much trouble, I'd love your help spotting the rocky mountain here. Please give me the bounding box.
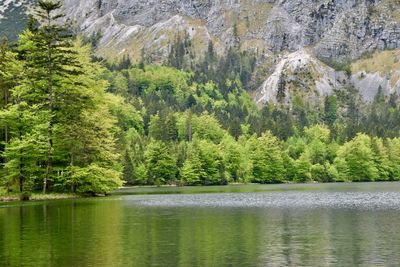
[0,0,33,41]
[1,0,400,105]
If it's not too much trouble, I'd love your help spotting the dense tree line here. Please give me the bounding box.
[2,2,400,199]
[105,33,400,185]
[119,109,400,186]
[105,62,400,186]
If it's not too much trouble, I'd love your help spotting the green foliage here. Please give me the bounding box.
[386,138,400,181]
[67,164,123,195]
[336,134,379,182]
[167,32,193,70]
[324,95,338,126]
[180,143,204,185]
[197,139,226,185]
[372,137,391,181]
[191,113,226,144]
[109,96,143,133]
[294,153,312,182]
[221,135,245,182]
[15,1,90,194]
[122,149,135,184]
[145,140,177,185]
[149,112,178,142]
[321,58,352,76]
[0,2,123,197]
[114,38,400,187]
[304,125,331,165]
[248,132,285,183]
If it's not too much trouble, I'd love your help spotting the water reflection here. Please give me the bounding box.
[1,186,400,266]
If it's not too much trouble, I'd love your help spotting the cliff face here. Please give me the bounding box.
[0,0,33,41]
[59,0,400,103]
[1,0,400,104]
[58,0,400,59]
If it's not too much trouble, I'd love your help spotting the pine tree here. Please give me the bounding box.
[324,95,337,126]
[123,149,135,184]
[17,1,83,193]
[58,41,123,194]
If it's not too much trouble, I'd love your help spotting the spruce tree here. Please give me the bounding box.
[17,1,83,193]
[2,1,123,196]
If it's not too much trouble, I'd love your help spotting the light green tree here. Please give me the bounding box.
[55,41,123,194]
[371,137,391,181]
[180,143,204,185]
[221,134,244,182]
[145,140,177,185]
[249,131,285,183]
[197,139,225,185]
[295,153,312,182]
[336,133,378,181]
[386,138,400,180]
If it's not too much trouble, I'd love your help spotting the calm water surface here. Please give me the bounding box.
[1,183,400,267]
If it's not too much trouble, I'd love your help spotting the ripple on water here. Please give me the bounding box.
[124,191,400,210]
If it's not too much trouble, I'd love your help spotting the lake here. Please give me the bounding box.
[1,183,400,266]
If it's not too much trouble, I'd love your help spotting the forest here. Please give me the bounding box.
[1,1,400,199]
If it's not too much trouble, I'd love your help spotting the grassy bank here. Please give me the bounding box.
[0,191,80,202]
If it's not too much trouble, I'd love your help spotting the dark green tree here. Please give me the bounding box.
[324,95,337,126]
[17,1,84,193]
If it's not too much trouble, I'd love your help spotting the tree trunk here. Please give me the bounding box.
[19,127,23,194]
[187,110,192,142]
[4,87,8,143]
[4,88,9,192]
[43,132,52,194]
[70,152,75,193]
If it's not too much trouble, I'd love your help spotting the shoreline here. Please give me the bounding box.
[0,193,80,203]
[115,181,400,194]
[120,180,399,189]
[2,181,400,202]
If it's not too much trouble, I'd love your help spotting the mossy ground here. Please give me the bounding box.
[351,49,400,87]
[352,49,400,73]
[0,189,80,202]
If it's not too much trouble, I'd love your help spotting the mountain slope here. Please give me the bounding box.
[59,0,400,104]
[57,0,400,60]
[1,0,400,104]
[0,0,33,41]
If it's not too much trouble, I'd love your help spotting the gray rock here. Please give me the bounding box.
[2,0,400,105]
[56,0,400,61]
